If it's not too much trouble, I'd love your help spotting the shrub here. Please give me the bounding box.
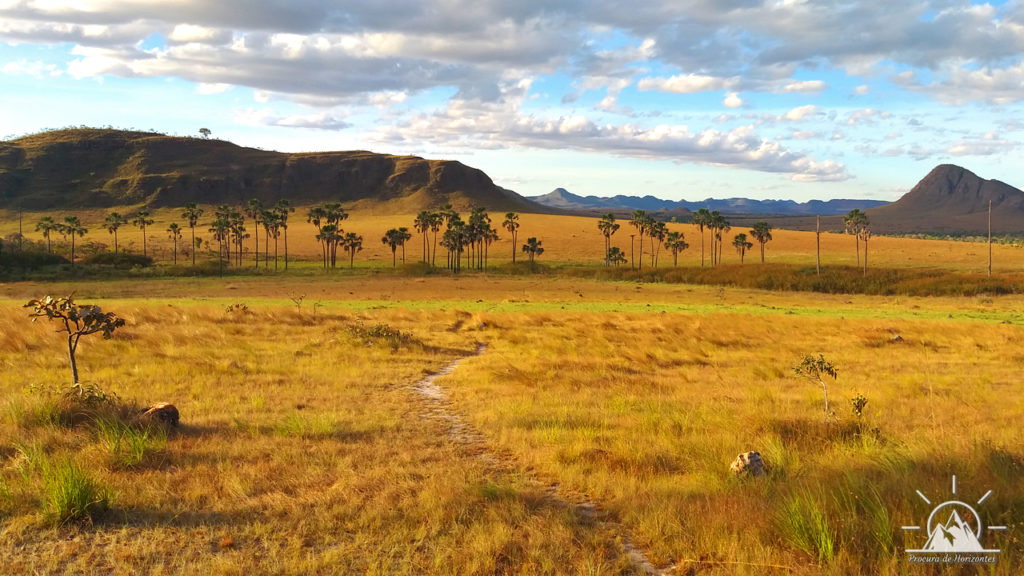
[82,251,154,269]
[347,322,419,350]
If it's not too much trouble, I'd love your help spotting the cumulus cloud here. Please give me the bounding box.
[779,80,827,93]
[637,73,738,93]
[783,105,819,122]
[722,92,743,108]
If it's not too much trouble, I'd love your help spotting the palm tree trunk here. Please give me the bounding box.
[284,228,289,270]
[191,227,196,266]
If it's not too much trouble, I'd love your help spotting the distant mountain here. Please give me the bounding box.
[868,164,1024,234]
[530,188,888,216]
[0,128,551,213]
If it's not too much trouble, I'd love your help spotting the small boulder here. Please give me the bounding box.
[141,402,179,426]
[730,451,765,477]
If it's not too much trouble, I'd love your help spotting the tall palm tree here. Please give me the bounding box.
[649,221,667,267]
[208,217,230,276]
[859,227,871,275]
[693,208,711,267]
[503,212,520,263]
[428,212,444,267]
[307,205,328,268]
[597,213,619,266]
[132,210,154,258]
[629,210,650,271]
[264,211,283,270]
[35,216,57,254]
[63,216,87,268]
[733,233,753,263]
[181,203,204,267]
[167,223,182,264]
[750,221,773,263]
[843,209,869,266]
[381,228,405,267]
[414,210,433,264]
[709,211,729,266]
[665,231,689,266]
[104,212,128,254]
[342,232,363,268]
[274,199,294,270]
[246,199,264,268]
[316,224,340,268]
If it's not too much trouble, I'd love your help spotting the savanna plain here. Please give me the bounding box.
[0,210,1022,575]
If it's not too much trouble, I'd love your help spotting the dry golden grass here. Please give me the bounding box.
[4,208,1023,273]
[0,275,1021,574]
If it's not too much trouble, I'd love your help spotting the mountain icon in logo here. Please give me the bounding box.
[921,509,984,552]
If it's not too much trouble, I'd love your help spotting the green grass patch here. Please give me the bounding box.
[40,458,111,526]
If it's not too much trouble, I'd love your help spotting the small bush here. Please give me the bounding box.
[82,252,154,269]
[41,458,110,526]
[347,322,419,350]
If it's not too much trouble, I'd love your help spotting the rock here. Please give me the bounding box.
[890,335,904,343]
[730,451,765,477]
[141,402,179,426]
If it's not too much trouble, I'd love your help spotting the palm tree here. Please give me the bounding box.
[843,209,869,266]
[693,208,711,267]
[274,199,294,270]
[246,199,264,268]
[182,203,204,267]
[597,213,620,266]
[709,211,730,266]
[503,212,520,263]
[665,231,689,266]
[414,210,433,264]
[733,233,753,263]
[317,224,340,268]
[628,210,650,271]
[36,216,56,254]
[750,221,773,263]
[228,209,246,266]
[607,246,627,266]
[381,228,409,267]
[132,210,154,257]
[265,211,283,270]
[307,205,328,267]
[104,212,128,254]
[859,227,871,275]
[428,212,444,267]
[167,223,183,264]
[649,221,667,267]
[63,216,87,268]
[208,217,230,275]
[522,237,544,265]
[342,232,363,268]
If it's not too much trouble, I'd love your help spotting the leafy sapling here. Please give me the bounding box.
[794,354,838,422]
[25,295,125,390]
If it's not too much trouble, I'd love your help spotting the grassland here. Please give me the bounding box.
[1,207,1023,574]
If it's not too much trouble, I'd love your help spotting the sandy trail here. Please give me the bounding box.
[411,342,670,575]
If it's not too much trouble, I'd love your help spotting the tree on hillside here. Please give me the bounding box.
[25,295,125,388]
[597,213,620,266]
[522,237,544,266]
[732,233,753,263]
[167,223,182,265]
[503,212,520,263]
[132,210,154,258]
[246,199,264,268]
[104,212,128,255]
[693,208,711,267]
[750,221,773,263]
[629,210,650,271]
[36,216,57,254]
[342,232,363,268]
[199,127,211,138]
[843,209,869,266]
[274,199,295,270]
[607,246,627,266]
[182,203,204,267]
[665,231,689,266]
[62,216,87,268]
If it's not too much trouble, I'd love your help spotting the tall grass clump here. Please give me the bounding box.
[40,458,110,526]
[775,489,835,563]
[94,417,167,469]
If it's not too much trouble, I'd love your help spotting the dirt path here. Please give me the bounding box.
[411,343,670,575]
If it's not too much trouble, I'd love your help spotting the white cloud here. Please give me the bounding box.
[779,80,826,93]
[1,59,62,77]
[783,105,819,121]
[637,73,738,94]
[722,91,743,108]
[197,82,232,95]
[854,84,870,95]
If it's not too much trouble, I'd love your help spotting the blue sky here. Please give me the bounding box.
[2,1,1023,202]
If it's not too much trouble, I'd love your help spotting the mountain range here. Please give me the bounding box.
[530,188,889,215]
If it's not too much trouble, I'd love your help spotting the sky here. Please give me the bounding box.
[1,1,1023,202]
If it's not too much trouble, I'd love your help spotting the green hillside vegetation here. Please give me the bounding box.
[0,128,546,213]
